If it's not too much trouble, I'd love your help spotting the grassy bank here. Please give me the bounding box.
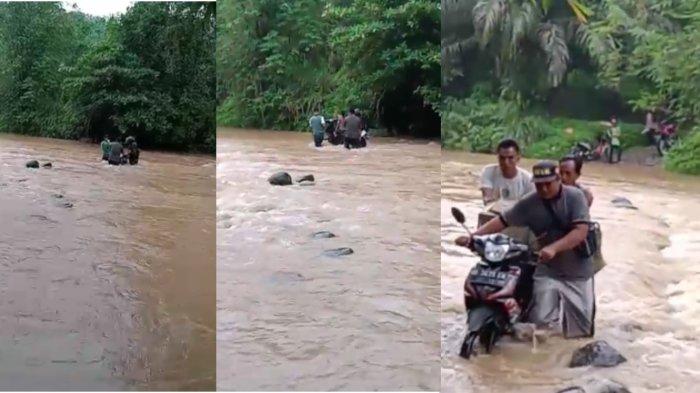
[525,118,647,159]
[442,112,647,160]
[664,128,700,175]
[443,109,700,175]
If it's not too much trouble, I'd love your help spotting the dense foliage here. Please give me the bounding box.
[217,0,441,137]
[443,0,700,174]
[665,127,700,175]
[0,2,215,152]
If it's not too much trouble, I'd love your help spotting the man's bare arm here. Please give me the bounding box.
[474,216,506,236]
[481,188,496,205]
[456,216,506,247]
[549,223,588,254]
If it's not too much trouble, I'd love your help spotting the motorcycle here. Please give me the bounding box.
[359,130,368,147]
[452,207,537,359]
[326,119,369,148]
[643,121,677,157]
[325,119,344,145]
[569,138,608,162]
[656,122,677,156]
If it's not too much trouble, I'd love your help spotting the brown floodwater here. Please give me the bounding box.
[0,134,215,390]
[216,128,441,390]
[441,151,700,393]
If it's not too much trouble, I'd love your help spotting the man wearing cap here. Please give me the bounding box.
[456,161,595,338]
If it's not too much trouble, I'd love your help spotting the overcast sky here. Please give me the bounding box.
[61,1,215,17]
[62,0,134,16]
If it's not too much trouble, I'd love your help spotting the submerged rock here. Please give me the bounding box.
[297,174,315,183]
[52,193,63,199]
[569,340,627,368]
[268,271,306,285]
[323,247,354,257]
[556,378,631,393]
[26,160,39,168]
[268,171,292,186]
[611,197,637,210]
[42,162,52,168]
[312,231,336,239]
[556,388,585,393]
[61,202,74,209]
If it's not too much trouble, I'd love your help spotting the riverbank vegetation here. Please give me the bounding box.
[0,2,215,152]
[217,0,441,138]
[443,0,700,174]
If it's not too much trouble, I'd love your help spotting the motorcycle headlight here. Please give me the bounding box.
[484,243,509,262]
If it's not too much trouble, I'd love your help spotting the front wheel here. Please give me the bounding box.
[459,332,479,359]
[657,137,673,156]
[480,328,498,354]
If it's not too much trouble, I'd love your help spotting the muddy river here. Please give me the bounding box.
[216,129,441,390]
[0,134,215,389]
[442,151,700,393]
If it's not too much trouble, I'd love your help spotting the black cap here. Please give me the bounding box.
[532,160,559,183]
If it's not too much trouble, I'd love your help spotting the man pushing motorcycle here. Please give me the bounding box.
[456,161,596,339]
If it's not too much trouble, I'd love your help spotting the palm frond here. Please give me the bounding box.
[537,22,569,87]
[473,0,507,48]
[511,2,539,52]
[567,0,593,23]
[441,36,479,56]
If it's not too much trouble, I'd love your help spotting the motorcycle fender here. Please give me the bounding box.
[467,304,504,333]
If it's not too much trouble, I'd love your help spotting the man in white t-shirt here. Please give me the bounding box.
[480,138,535,211]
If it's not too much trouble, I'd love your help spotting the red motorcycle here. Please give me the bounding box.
[656,122,677,156]
[570,137,609,162]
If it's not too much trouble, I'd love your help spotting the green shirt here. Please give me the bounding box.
[101,140,111,154]
[606,126,621,147]
[309,115,325,135]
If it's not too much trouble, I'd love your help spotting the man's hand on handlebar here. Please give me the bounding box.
[538,245,556,262]
[455,235,474,249]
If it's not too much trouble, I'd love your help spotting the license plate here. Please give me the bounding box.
[468,266,509,287]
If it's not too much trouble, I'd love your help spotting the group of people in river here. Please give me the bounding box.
[308,108,369,149]
[101,135,140,166]
[457,138,601,340]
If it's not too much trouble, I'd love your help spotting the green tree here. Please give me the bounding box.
[0,2,216,152]
[0,2,82,137]
[216,0,441,136]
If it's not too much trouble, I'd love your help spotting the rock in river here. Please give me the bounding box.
[42,162,52,168]
[297,174,315,183]
[323,247,353,257]
[556,378,631,393]
[312,231,336,239]
[611,197,637,210]
[569,340,627,368]
[26,160,39,168]
[268,171,292,186]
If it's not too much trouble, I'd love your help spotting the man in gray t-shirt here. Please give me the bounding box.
[108,140,124,166]
[343,110,362,149]
[456,161,595,338]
